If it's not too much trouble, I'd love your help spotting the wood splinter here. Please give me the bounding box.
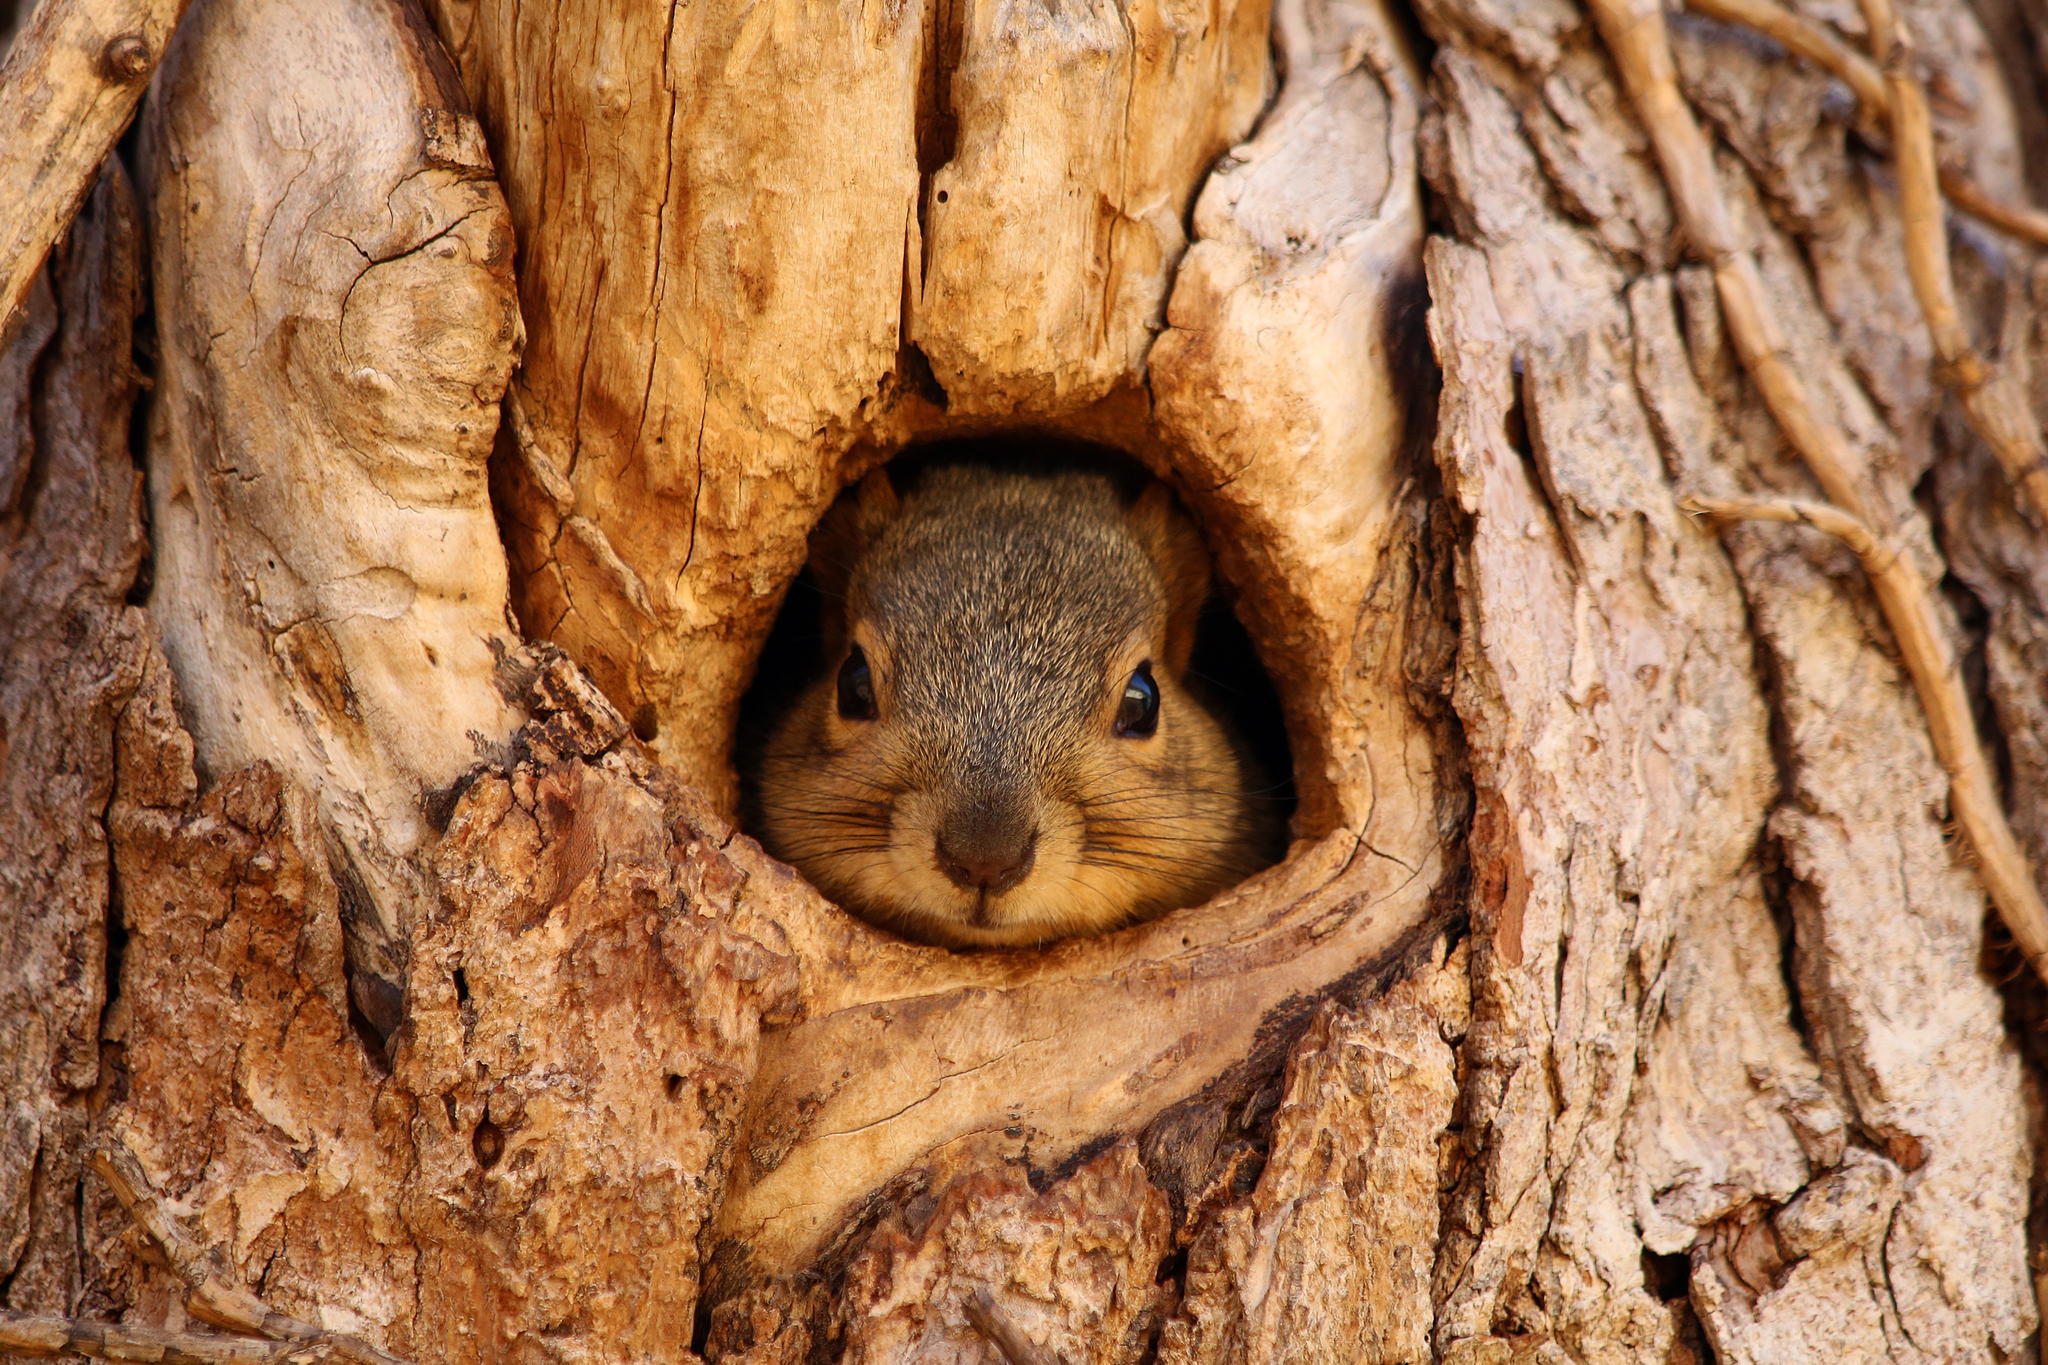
[963,1288,1065,1365]
[0,1307,337,1363]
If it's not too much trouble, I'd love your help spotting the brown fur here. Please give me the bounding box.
[749,463,1280,948]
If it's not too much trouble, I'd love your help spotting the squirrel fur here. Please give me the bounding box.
[747,462,1280,948]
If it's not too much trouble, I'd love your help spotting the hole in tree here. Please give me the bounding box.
[632,703,660,743]
[472,1117,504,1170]
[1641,1248,1691,1302]
[737,435,1295,950]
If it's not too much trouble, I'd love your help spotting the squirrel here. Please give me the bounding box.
[746,461,1282,948]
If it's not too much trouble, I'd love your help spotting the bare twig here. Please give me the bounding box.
[0,0,195,337]
[0,1308,335,1363]
[1684,494,2048,983]
[1685,0,2048,249]
[1852,0,2048,526]
[90,1142,416,1365]
[1586,0,2048,985]
[1687,0,1885,108]
[963,1288,1064,1365]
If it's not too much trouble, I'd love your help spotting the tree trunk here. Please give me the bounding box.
[2,0,2044,1360]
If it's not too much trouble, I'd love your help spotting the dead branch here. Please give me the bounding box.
[0,1309,342,1363]
[0,0,192,337]
[1589,0,2048,984]
[1853,0,2048,526]
[964,1289,1066,1365]
[90,1143,416,1365]
[1685,0,2048,249]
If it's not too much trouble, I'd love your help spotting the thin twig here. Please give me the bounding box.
[0,1308,333,1363]
[963,1288,1064,1365]
[1687,494,2048,980]
[91,1142,416,1365]
[1585,0,2048,985]
[1687,0,1885,108]
[1685,0,2048,249]
[1852,0,2048,526]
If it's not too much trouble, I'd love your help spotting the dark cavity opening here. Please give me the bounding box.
[736,436,1296,946]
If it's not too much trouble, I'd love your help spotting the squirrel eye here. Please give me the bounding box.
[1114,662,1159,738]
[837,646,877,721]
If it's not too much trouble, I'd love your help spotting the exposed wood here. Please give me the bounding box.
[964,1290,1063,1365]
[0,1308,343,1363]
[0,0,190,338]
[704,0,1446,1285]
[137,0,528,1030]
[424,0,1272,798]
[90,1143,414,1365]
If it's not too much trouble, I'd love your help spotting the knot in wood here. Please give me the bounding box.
[100,34,153,82]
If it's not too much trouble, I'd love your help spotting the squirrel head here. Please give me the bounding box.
[751,463,1277,948]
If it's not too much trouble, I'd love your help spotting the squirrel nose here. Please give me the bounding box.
[934,828,1037,894]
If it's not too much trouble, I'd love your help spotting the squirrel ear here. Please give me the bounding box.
[809,467,900,603]
[1126,483,1211,673]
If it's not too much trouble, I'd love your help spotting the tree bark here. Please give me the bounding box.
[2,0,2045,1362]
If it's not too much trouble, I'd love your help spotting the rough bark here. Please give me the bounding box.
[0,164,150,1334]
[1,0,2045,1361]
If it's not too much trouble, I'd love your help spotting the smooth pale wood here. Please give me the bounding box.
[912,0,1273,414]
[1150,0,1428,838]
[0,0,190,338]
[139,0,527,991]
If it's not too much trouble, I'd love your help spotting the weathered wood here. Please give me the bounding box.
[100,645,799,1362]
[1158,953,1463,1363]
[0,1307,350,1363]
[138,0,528,1031]
[834,1142,1169,1364]
[0,0,189,338]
